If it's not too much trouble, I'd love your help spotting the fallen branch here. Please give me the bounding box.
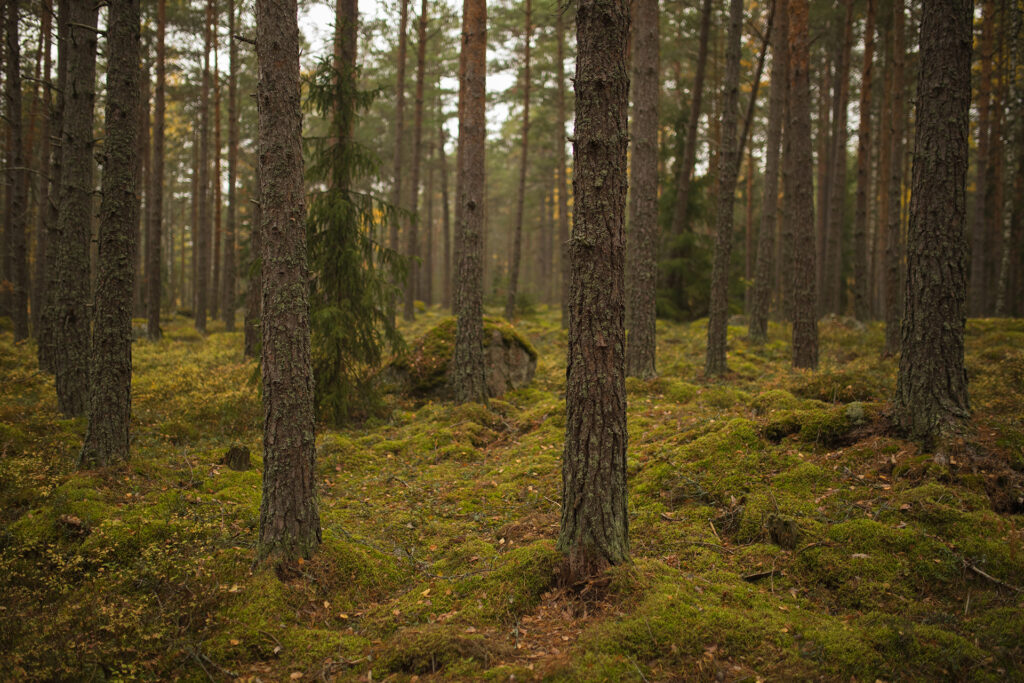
[742,568,776,582]
[965,561,1022,593]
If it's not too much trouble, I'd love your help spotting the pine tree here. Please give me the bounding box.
[505,0,532,321]
[852,0,875,321]
[147,0,166,340]
[221,0,238,330]
[5,0,29,341]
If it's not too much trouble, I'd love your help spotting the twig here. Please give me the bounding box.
[742,568,776,582]
[233,33,255,46]
[709,520,722,543]
[185,646,216,683]
[965,561,1022,593]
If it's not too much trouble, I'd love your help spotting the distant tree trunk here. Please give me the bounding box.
[558,0,630,585]
[405,0,428,321]
[32,0,53,341]
[147,0,166,340]
[625,0,658,377]
[5,0,29,340]
[135,63,150,318]
[822,0,853,315]
[52,0,99,416]
[243,164,261,358]
[884,0,905,356]
[669,0,712,238]
[555,5,571,328]
[814,50,831,299]
[895,0,971,445]
[985,23,1006,316]
[392,0,409,316]
[737,6,772,173]
[212,14,222,321]
[423,138,434,306]
[968,0,994,317]
[195,0,212,333]
[222,0,238,330]
[872,20,892,319]
[190,132,198,312]
[452,0,487,404]
[787,0,818,369]
[505,0,531,321]
[852,0,875,321]
[704,0,743,377]
[80,0,140,468]
[255,0,320,563]
[749,0,788,343]
[439,123,452,309]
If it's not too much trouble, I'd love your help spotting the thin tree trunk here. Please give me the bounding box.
[212,12,222,321]
[555,4,571,328]
[392,0,409,317]
[80,0,140,468]
[31,0,53,341]
[439,122,452,309]
[968,0,994,317]
[823,0,853,315]
[195,0,212,333]
[148,0,166,339]
[505,0,531,321]
[222,0,238,330]
[423,131,434,305]
[5,0,29,340]
[852,0,875,321]
[814,50,831,304]
[404,0,427,321]
[872,22,892,319]
[884,0,906,356]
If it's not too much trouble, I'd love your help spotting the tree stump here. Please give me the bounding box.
[221,444,251,471]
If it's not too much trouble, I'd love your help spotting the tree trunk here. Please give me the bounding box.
[135,62,150,318]
[52,0,99,416]
[852,0,875,321]
[255,0,320,563]
[896,0,972,445]
[195,0,212,333]
[452,0,488,404]
[624,0,658,378]
[787,0,818,370]
[985,19,1006,316]
[968,0,994,317]
[823,0,853,315]
[558,0,630,584]
[439,122,452,309]
[704,0,743,377]
[814,50,831,304]
[222,0,238,330]
[884,0,906,356]
[212,13,222,321]
[392,0,409,317]
[749,0,788,343]
[243,164,262,358]
[31,1,53,342]
[5,0,29,340]
[404,0,428,321]
[872,19,892,319]
[147,0,166,340]
[423,127,434,305]
[505,0,531,321]
[79,0,140,468]
[555,5,571,328]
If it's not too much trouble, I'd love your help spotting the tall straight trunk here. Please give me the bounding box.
[744,149,754,311]
[872,23,892,318]
[852,0,875,321]
[195,0,212,333]
[80,0,140,468]
[148,0,166,339]
[669,0,712,238]
[452,0,487,404]
[505,0,531,321]
[391,0,409,304]
[136,62,150,318]
[222,0,238,329]
[750,0,788,343]
[823,0,853,315]
[52,0,98,415]
[423,138,434,305]
[32,1,53,340]
[189,131,198,312]
[243,164,262,358]
[896,0,971,445]
[737,6,772,173]
[624,0,658,377]
[212,12,222,320]
[558,0,630,584]
[884,0,905,356]
[968,0,994,317]
[704,0,744,377]
[985,23,1006,315]
[787,0,818,369]
[555,6,570,328]
[404,0,427,320]
[814,50,831,301]
[255,0,320,563]
[776,23,795,323]
[439,122,452,309]
[5,0,29,340]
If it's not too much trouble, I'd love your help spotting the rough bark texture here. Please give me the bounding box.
[52,0,98,416]
[787,0,818,370]
[884,0,905,356]
[255,0,320,562]
[79,0,140,469]
[624,0,658,378]
[968,0,994,317]
[555,6,570,328]
[147,0,166,340]
[243,164,262,358]
[195,0,213,333]
[405,0,428,320]
[557,0,630,584]
[895,0,972,445]
[221,0,238,330]
[749,0,788,343]
[452,0,487,405]
[704,0,743,377]
[5,0,29,340]
[505,0,531,321]
[852,0,875,321]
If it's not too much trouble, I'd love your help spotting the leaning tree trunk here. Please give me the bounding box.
[505,0,531,321]
[222,0,238,330]
[624,0,658,377]
[451,0,488,404]
[555,5,571,328]
[852,0,875,321]
[147,0,166,340]
[895,0,972,446]
[558,0,630,585]
[255,0,320,563]
[5,0,29,341]
[787,0,818,370]
[704,0,744,377]
[749,0,788,343]
[79,0,140,469]
[405,0,428,321]
[884,0,906,357]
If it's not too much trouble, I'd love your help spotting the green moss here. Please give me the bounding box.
[790,367,891,403]
[750,389,801,415]
[763,405,863,446]
[664,380,699,403]
[378,623,508,674]
[700,385,751,409]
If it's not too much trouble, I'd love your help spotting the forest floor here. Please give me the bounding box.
[1,308,1023,681]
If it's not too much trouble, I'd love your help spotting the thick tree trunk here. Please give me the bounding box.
[195,0,213,333]
[749,0,788,343]
[968,0,994,317]
[555,6,571,328]
[221,0,238,330]
[243,164,262,358]
[704,0,743,377]
[624,0,658,377]
[147,0,166,340]
[505,0,531,321]
[852,0,875,321]
[452,0,487,404]
[884,0,906,356]
[255,0,320,563]
[404,0,428,321]
[787,0,818,369]
[80,0,140,469]
[558,0,630,584]
[5,0,29,340]
[52,0,98,416]
[896,0,971,445]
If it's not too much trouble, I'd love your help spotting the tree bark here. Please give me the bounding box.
[555,4,571,328]
[896,0,972,445]
[31,0,54,342]
[5,0,29,340]
[255,0,320,563]
[871,19,892,319]
[852,0,875,321]
[212,10,222,321]
[439,122,452,309]
[884,0,905,356]
[243,164,262,358]
[195,0,213,333]
[704,0,743,377]
[505,0,532,321]
[147,0,166,340]
[787,0,818,370]
[135,61,150,318]
[404,0,428,321]
[221,0,238,330]
[624,0,658,378]
[80,0,140,469]
[452,0,488,404]
[558,0,630,584]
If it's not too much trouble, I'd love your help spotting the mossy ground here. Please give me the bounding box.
[1,311,1022,681]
